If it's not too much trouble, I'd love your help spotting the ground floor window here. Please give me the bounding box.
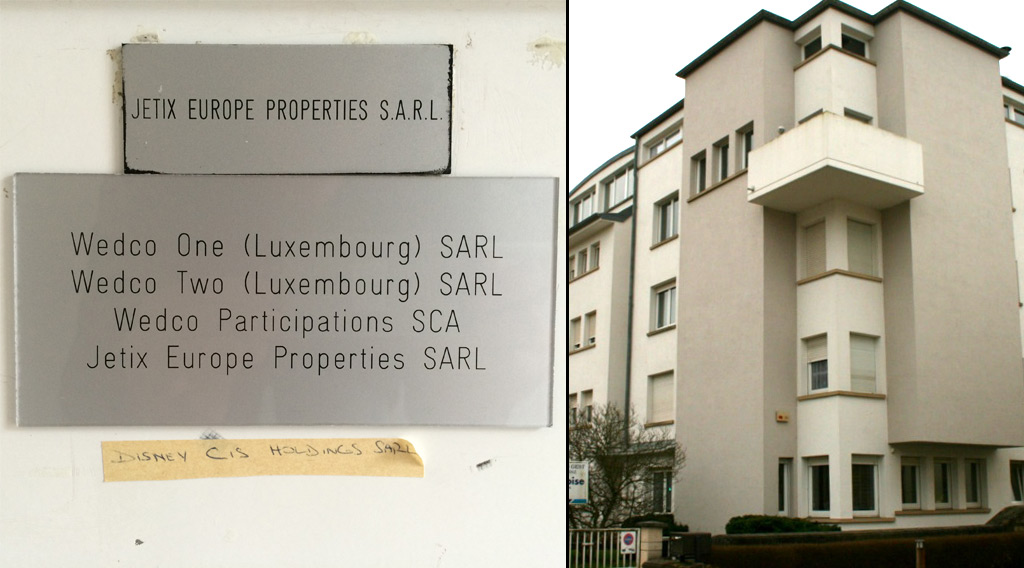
[809,458,830,514]
[965,459,984,508]
[851,458,878,516]
[778,459,792,516]
[901,458,920,510]
[650,469,673,513]
[1012,461,1024,502]
[934,459,954,509]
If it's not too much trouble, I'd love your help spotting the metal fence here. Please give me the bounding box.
[568,529,641,568]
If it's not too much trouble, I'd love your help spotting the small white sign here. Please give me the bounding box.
[620,531,637,554]
[569,461,588,504]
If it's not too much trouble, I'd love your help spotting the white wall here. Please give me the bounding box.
[0,1,566,566]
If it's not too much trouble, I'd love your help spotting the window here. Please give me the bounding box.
[656,194,680,243]
[692,151,707,194]
[603,167,634,208]
[648,130,681,160]
[803,35,822,59]
[581,390,593,423]
[934,459,954,509]
[847,219,876,276]
[809,458,830,514]
[842,33,866,57]
[850,334,876,393]
[965,459,984,507]
[650,469,673,513]
[584,311,597,345]
[1011,461,1024,501]
[589,243,600,271]
[647,371,674,424]
[852,458,878,516]
[577,248,588,278]
[803,221,826,278]
[570,189,597,226]
[653,283,677,330]
[901,458,920,509]
[806,335,828,391]
[1007,103,1024,126]
[568,254,576,280]
[570,317,582,351]
[739,126,754,170]
[778,459,792,516]
[714,137,730,182]
[569,393,578,425]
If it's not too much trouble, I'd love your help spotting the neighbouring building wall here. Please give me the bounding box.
[879,12,1024,446]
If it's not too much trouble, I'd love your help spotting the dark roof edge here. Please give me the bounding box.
[568,206,634,238]
[677,9,791,78]
[632,98,686,139]
[1003,76,1024,98]
[874,1,1009,59]
[677,0,1009,79]
[570,146,635,196]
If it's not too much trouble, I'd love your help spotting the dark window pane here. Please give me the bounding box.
[852,464,875,511]
[804,36,822,59]
[842,34,866,56]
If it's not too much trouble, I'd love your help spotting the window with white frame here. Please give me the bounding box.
[1011,461,1024,502]
[656,193,680,243]
[570,316,582,351]
[584,311,597,346]
[806,335,828,391]
[778,459,792,516]
[738,124,754,170]
[850,334,876,394]
[570,189,597,227]
[714,137,730,183]
[580,389,593,423]
[965,459,985,508]
[603,167,635,208]
[647,371,674,425]
[808,457,830,515]
[847,219,876,276]
[650,469,673,513]
[568,254,576,280]
[1006,102,1024,126]
[569,393,578,425]
[653,282,677,331]
[901,458,921,510]
[648,130,681,160]
[803,221,826,278]
[934,459,955,509]
[691,151,707,194]
[576,248,589,278]
[852,457,878,516]
[589,243,600,271]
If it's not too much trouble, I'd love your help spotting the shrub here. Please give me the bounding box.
[725,515,840,534]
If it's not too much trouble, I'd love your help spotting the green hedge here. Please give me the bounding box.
[710,532,1024,568]
[725,515,840,534]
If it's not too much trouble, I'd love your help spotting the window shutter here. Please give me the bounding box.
[806,335,827,363]
[649,373,674,423]
[851,334,876,393]
[848,220,875,275]
[804,221,826,277]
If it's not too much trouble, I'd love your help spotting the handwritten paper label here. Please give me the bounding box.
[102,438,423,481]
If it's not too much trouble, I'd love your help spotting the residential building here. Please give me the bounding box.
[570,0,1024,534]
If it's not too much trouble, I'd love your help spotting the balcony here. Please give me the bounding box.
[747,112,924,212]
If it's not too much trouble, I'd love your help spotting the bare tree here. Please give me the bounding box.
[568,403,685,529]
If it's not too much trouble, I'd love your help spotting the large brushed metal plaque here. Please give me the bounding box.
[13,174,555,426]
[122,44,452,174]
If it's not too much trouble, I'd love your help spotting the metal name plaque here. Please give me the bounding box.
[13,174,555,426]
[122,44,452,174]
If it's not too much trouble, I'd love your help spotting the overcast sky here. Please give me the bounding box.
[569,0,1024,190]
